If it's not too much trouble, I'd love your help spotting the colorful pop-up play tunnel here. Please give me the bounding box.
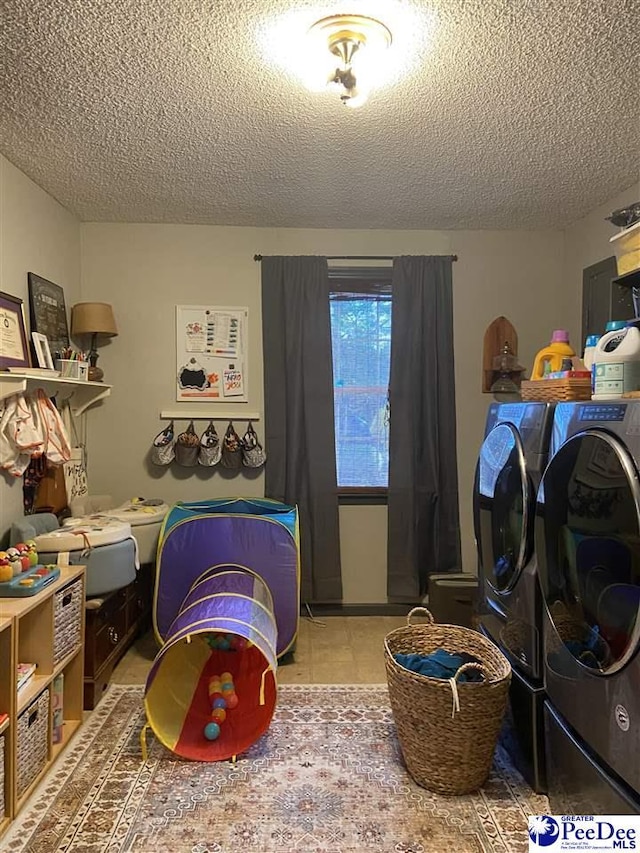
[144,566,278,761]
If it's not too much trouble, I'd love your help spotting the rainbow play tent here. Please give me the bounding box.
[153,498,299,657]
[144,498,300,760]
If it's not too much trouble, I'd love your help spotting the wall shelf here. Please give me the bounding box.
[0,373,111,416]
[609,220,640,244]
[160,410,260,420]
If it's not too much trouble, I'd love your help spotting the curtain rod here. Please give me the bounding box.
[253,254,458,262]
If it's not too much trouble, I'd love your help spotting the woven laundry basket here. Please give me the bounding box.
[384,607,511,795]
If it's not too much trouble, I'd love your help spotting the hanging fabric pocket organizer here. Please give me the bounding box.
[151,420,176,466]
[241,421,266,468]
[175,420,200,467]
[198,421,222,467]
[220,421,243,469]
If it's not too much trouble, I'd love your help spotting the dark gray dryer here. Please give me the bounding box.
[536,401,640,814]
[474,401,554,793]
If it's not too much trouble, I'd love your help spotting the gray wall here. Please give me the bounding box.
[79,223,566,600]
[0,155,80,540]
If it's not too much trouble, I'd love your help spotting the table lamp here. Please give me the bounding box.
[71,302,118,381]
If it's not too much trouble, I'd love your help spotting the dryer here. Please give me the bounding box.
[473,401,554,793]
[536,400,640,814]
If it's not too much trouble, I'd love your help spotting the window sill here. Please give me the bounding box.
[338,489,387,506]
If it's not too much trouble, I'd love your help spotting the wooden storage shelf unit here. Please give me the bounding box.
[0,615,13,838]
[0,565,85,836]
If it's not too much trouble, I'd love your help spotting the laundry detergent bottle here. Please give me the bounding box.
[531,330,575,379]
[592,323,640,399]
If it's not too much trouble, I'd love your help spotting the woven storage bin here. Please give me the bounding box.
[384,607,511,795]
[16,689,49,799]
[53,578,83,665]
[0,732,5,819]
[520,378,591,402]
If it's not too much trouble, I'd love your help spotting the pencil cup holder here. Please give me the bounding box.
[55,359,89,380]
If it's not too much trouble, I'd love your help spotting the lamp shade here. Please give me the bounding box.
[71,302,118,337]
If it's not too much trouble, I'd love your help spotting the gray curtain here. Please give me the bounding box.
[387,256,461,599]
[261,256,342,602]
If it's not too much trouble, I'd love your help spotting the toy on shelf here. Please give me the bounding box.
[0,564,60,597]
[0,540,41,585]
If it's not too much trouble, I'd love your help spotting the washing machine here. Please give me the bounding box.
[473,401,554,793]
[536,400,640,813]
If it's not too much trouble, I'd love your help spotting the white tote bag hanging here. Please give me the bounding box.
[60,400,89,503]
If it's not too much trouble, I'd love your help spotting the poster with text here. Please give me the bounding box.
[176,305,248,402]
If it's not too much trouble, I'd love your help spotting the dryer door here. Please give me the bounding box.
[536,430,640,674]
[474,422,533,595]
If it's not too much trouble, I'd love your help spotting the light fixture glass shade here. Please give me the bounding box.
[307,14,392,105]
[261,4,434,103]
[71,302,118,337]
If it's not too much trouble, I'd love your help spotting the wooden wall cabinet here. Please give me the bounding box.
[0,566,85,837]
[482,316,526,392]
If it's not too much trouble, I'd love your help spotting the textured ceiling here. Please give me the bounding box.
[1,0,639,229]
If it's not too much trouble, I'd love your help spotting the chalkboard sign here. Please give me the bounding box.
[27,272,70,357]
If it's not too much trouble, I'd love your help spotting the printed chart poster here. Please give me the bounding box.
[176,305,248,402]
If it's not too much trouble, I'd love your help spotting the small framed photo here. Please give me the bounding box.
[0,290,31,370]
[32,332,55,370]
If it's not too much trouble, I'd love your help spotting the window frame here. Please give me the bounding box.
[329,266,392,504]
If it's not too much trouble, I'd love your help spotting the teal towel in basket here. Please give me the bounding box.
[394,648,483,681]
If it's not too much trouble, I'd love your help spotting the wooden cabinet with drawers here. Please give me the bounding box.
[83,563,153,709]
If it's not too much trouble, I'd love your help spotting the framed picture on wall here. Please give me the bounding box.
[27,272,70,358]
[32,332,55,370]
[0,290,31,369]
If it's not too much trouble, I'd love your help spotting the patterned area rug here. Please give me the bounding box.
[3,684,547,853]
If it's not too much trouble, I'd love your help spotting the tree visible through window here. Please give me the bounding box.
[329,270,392,492]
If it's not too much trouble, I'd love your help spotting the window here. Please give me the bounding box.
[329,268,392,495]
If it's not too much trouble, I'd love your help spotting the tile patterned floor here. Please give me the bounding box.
[112,615,408,686]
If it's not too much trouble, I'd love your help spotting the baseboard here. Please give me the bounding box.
[300,602,416,617]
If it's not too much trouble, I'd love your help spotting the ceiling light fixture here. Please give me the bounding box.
[307,14,392,107]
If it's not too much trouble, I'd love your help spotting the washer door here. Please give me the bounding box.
[474,422,533,595]
[536,430,640,674]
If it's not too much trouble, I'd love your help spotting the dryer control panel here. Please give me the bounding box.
[578,403,627,422]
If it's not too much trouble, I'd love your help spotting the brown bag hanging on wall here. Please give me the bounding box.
[32,457,69,515]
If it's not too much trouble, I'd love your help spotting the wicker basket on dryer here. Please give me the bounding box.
[520,378,592,402]
[384,607,511,795]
